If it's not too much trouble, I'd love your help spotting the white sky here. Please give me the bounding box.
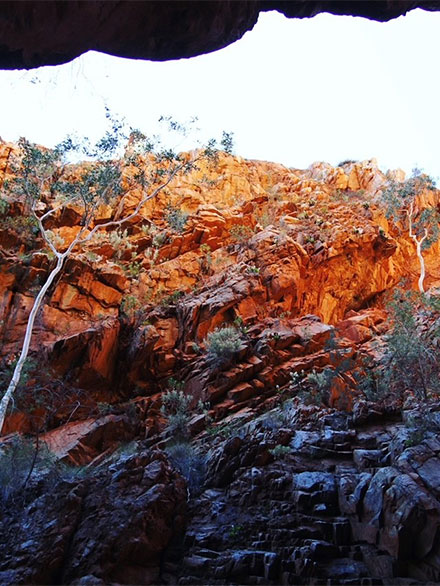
[0,9,439,177]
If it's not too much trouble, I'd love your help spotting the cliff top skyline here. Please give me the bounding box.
[0,9,439,178]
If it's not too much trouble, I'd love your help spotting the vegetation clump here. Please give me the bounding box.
[205,326,242,367]
[229,224,253,244]
[165,442,206,495]
[381,169,438,292]
[161,378,209,441]
[161,378,209,495]
[165,204,189,233]
[382,290,440,401]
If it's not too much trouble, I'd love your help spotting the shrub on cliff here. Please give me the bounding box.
[359,291,440,404]
[161,378,209,441]
[205,326,242,367]
[0,434,64,506]
[165,204,189,233]
[165,442,206,495]
[161,388,193,441]
[382,290,440,401]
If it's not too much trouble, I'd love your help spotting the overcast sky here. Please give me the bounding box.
[0,8,439,178]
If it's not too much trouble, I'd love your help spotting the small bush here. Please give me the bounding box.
[205,326,242,366]
[152,231,168,248]
[404,411,440,447]
[357,364,389,402]
[245,264,260,275]
[161,378,209,441]
[165,205,189,233]
[120,294,140,317]
[161,290,184,307]
[269,444,292,459]
[0,435,35,503]
[229,224,253,244]
[228,523,244,542]
[383,290,440,400]
[0,197,9,215]
[125,260,142,278]
[166,442,206,495]
[302,368,333,405]
[0,435,59,505]
[107,229,133,259]
[161,388,193,441]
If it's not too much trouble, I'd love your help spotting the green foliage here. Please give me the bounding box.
[160,377,209,442]
[161,389,193,441]
[96,402,116,416]
[167,377,185,392]
[229,224,253,244]
[0,213,39,243]
[233,316,249,336]
[125,260,143,278]
[357,361,389,402]
[107,229,133,258]
[302,368,333,405]
[359,291,440,404]
[0,358,38,403]
[205,326,242,367]
[404,411,440,447]
[206,421,238,438]
[256,209,277,228]
[245,263,260,275]
[288,333,357,408]
[165,205,189,233]
[381,168,438,243]
[165,442,206,495]
[0,435,57,504]
[228,524,244,542]
[120,294,140,317]
[269,444,292,459]
[161,290,184,307]
[84,250,102,263]
[0,197,9,215]
[220,131,234,155]
[382,290,440,400]
[152,231,168,248]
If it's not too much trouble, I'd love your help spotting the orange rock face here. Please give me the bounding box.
[1,143,439,431]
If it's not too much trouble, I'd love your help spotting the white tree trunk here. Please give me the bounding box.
[0,255,65,434]
[414,237,426,293]
[407,201,428,294]
[0,152,198,435]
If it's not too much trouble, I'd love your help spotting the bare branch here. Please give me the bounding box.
[38,203,64,222]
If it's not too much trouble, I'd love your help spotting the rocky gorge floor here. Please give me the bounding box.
[1,143,440,584]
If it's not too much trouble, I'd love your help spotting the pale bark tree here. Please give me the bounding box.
[407,201,428,293]
[0,123,226,434]
[382,169,439,294]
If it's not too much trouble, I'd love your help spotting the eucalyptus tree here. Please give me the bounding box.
[381,169,439,293]
[0,118,229,434]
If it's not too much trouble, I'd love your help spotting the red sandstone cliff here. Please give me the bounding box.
[1,143,440,585]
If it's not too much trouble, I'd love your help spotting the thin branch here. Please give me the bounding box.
[38,203,64,222]
[77,159,188,245]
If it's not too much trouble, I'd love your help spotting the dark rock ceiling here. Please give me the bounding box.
[0,1,439,70]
